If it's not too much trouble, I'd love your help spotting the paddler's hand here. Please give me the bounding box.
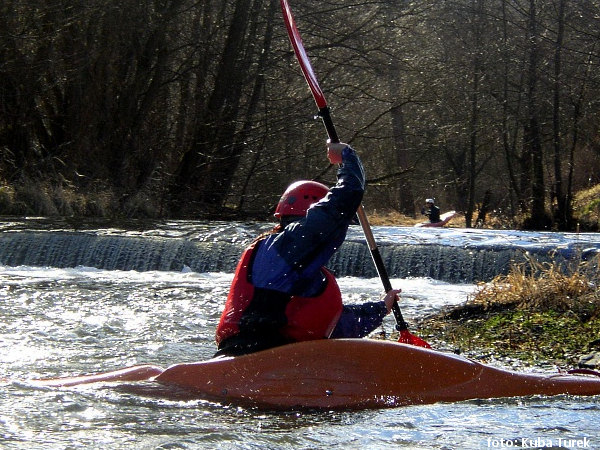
[383,288,402,314]
[326,141,348,165]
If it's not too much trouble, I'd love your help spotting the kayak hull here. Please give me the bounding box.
[155,339,600,409]
[32,339,600,410]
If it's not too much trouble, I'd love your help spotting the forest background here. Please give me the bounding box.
[1,0,600,231]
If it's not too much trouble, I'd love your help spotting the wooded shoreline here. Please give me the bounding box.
[2,1,600,231]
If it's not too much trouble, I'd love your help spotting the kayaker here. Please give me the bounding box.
[215,141,400,356]
[421,198,441,224]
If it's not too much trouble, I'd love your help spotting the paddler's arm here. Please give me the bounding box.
[276,143,365,270]
[329,289,400,338]
[252,144,364,295]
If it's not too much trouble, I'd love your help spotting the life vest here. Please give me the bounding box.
[215,239,343,346]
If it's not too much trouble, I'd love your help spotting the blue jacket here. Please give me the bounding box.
[251,146,388,338]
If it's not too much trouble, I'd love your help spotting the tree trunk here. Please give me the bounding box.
[551,0,571,230]
[499,0,525,215]
[388,60,415,216]
[170,0,254,214]
[465,0,484,228]
[523,0,550,229]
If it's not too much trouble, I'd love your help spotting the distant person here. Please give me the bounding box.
[421,198,441,224]
[214,141,400,357]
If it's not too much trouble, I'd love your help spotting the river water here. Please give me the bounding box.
[1,220,599,449]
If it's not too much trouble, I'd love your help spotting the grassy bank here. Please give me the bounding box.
[419,256,600,368]
[2,177,599,229]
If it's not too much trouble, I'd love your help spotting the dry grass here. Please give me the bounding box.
[367,210,420,226]
[574,184,600,229]
[1,175,599,228]
[421,255,600,366]
[0,177,163,218]
[467,255,599,314]
[0,184,16,212]
[14,179,91,216]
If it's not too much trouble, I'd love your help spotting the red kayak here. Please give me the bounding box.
[31,339,600,410]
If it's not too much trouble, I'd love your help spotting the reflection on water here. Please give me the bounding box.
[1,265,598,449]
[4,380,599,449]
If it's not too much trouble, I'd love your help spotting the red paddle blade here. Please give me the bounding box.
[398,329,431,349]
[280,0,327,109]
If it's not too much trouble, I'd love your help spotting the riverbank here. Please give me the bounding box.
[2,181,600,230]
[416,257,600,370]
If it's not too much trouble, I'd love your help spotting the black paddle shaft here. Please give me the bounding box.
[317,107,410,332]
[318,107,340,144]
[355,206,410,332]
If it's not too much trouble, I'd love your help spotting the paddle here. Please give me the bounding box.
[280,0,430,348]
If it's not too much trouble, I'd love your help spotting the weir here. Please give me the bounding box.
[327,241,526,282]
[1,220,597,282]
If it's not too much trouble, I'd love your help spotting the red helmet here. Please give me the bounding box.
[274,180,329,218]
